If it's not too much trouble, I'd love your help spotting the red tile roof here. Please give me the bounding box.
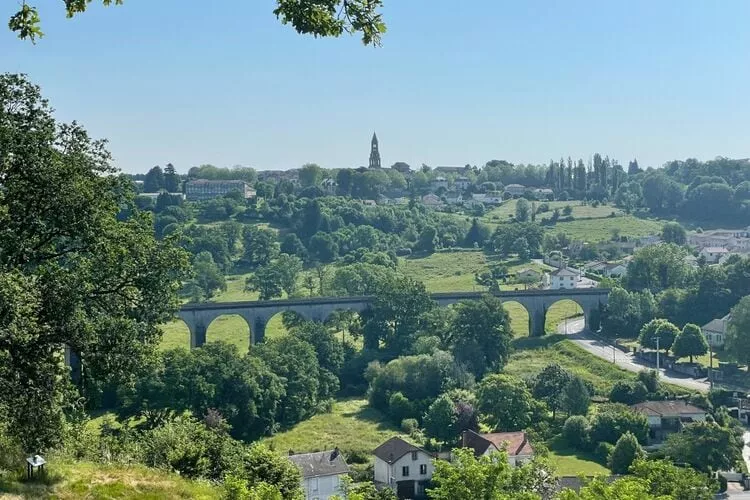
[461,430,534,457]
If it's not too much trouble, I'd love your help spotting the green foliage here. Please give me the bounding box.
[561,376,591,416]
[638,318,678,353]
[423,394,458,443]
[637,370,660,393]
[661,222,687,245]
[558,476,656,499]
[490,222,544,257]
[726,295,750,365]
[607,432,644,474]
[241,225,279,268]
[628,458,717,500]
[623,243,690,293]
[609,380,648,405]
[562,415,590,449]
[245,254,303,300]
[663,421,744,472]
[476,374,534,431]
[532,363,572,419]
[187,251,227,301]
[589,403,648,445]
[428,447,556,500]
[0,74,189,450]
[515,198,531,222]
[671,323,708,363]
[449,295,513,377]
[238,443,303,500]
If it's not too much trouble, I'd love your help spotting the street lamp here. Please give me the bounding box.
[656,336,660,373]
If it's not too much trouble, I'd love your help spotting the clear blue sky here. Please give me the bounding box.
[3,0,750,174]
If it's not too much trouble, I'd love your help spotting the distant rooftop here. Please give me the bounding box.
[288,449,349,479]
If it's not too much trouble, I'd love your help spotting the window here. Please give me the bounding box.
[402,466,410,477]
[420,464,427,475]
[311,478,318,492]
[411,451,418,461]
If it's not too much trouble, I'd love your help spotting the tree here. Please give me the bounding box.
[298,163,324,187]
[280,233,307,259]
[239,443,304,500]
[164,162,180,192]
[609,380,648,405]
[637,370,660,394]
[416,226,438,254]
[638,318,678,354]
[561,376,591,416]
[476,374,534,431]
[512,236,530,260]
[663,421,744,472]
[144,165,165,192]
[10,0,387,47]
[590,403,648,445]
[449,295,513,377]
[628,458,717,500]
[189,251,227,300]
[563,415,590,449]
[532,363,572,420]
[242,225,280,268]
[428,447,555,500]
[671,323,708,363]
[515,198,531,222]
[623,244,690,292]
[726,296,750,365]
[661,222,687,245]
[0,74,189,451]
[608,431,644,474]
[246,255,303,300]
[423,394,458,443]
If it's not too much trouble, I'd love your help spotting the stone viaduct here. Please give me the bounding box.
[177,289,609,348]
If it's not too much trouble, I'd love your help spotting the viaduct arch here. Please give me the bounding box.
[178,289,609,349]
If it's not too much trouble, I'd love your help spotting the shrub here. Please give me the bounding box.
[609,380,648,405]
[562,205,573,216]
[596,442,615,463]
[637,370,660,394]
[562,415,590,450]
[608,432,644,474]
[388,392,415,424]
[401,418,419,435]
[590,403,648,445]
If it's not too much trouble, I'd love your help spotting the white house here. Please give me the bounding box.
[288,449,349,500]
[548,266,581,289]
[702,313,731,348]
[430,176,448,190]
[699,246,730,264]
[374,437,434,499]
[504,184,526,197]
[454,176,471,190]
[460,430,534,466]
[631,400,707,442]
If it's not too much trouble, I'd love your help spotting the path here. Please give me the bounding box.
[559,317,710,393]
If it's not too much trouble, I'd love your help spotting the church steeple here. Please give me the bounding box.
[369,132,381,169]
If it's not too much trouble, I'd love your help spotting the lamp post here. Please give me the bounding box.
[709,346,714,390]
[656,336,660,373]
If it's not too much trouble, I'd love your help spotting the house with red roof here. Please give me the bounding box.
[460,430,534,466]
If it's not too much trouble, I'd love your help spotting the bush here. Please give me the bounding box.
[596,442,615,463]
[590,403,648,444]
[637,370,660,394]
[562,205,573,216]
[609,380,648,405]
[401,418,419,435]
[608,432,644,474]
[388,392,415,423]
[562,415,590,450]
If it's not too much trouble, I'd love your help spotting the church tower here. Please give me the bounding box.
[369,132,382,169]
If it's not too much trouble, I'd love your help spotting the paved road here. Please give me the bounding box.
[559,317,710,393]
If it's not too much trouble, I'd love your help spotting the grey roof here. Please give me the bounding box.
[373,437,429,464]
[703,314,731,333]
[631,400,706,417]
[288,449,349,479]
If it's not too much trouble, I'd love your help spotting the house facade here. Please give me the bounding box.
[288,449,350,500]
[702,314,730,348]
[548,267,581,289]
[504,184,526,197]
[374,437,434,499]
[631,400,707,442]
[516,268,541,282]
[699,247,730,264]
[185,179,256,201]
[454,176,471,190]
[460,430,534,466]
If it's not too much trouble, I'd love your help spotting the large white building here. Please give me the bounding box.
[547,266,582,289]
[374,437,434,499]
[288,449,349,500]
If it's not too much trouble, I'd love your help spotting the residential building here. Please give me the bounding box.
[184,180,255,201]
[454,176,471,190]
[548,266,581,289]
[444,192,463,205]
[533,188,554,199]
[504,184,526,197]
[434,166,465,175]
[369,132,382,169]
[460,430,534,466]
[699,246,730,264]
[702,313,730,348]
[431,176,448,190]
[631,400,707,442]
[321,178,337,194]
[516,268,541,282]
[421,194,443,207]
[288,448,349,500]
[374,437,434,499]
[604,262,627,278]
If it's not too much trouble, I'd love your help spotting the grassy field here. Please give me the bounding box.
[505,335,639,395]
[159,313,289,352]
[0,461,220,499]
[263,398,406,457]
[482,200,623,224]
[400,251,490,292]
[546,436,609,476]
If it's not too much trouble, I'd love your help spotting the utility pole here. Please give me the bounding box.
[656,336,660,373]
[709,346,714,390]
[612,339,616,364]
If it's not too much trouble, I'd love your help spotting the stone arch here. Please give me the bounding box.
[205,314,252,352]
[324,308,365,348]
[263,310,307,342]
[545,298,585,335]
[500,300,531,337]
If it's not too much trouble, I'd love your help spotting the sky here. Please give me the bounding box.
[2,1,750,174]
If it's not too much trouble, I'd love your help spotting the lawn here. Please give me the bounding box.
[400,250,490,292]
[262,398,406,457]
[546,436,610,476]
[0,461,220,499]
[482,200,623,225]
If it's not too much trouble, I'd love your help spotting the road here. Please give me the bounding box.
[558,317,710,393]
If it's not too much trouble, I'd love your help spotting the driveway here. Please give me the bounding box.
[559,317,710,393]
